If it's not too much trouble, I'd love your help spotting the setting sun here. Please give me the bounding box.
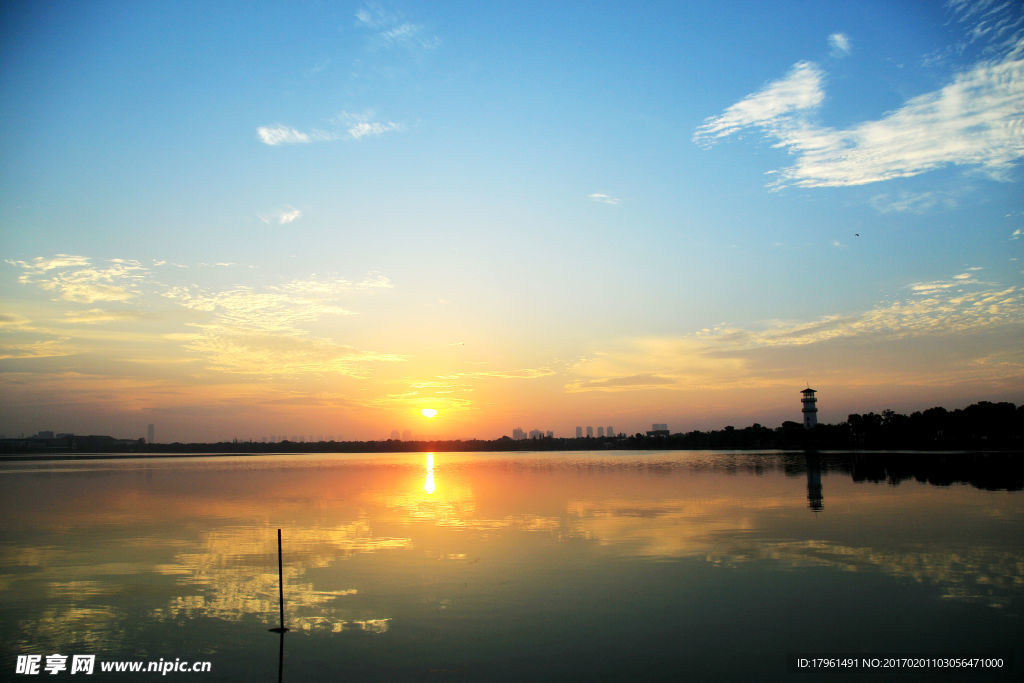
[421,408,438,419]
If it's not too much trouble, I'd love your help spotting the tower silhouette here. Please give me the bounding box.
[801,387,817,430]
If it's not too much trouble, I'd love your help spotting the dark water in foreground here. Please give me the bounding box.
[1,451,1021,681]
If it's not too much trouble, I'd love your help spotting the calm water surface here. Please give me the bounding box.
[1,451,1021,681]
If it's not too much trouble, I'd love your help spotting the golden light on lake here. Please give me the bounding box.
[421,408,438,419]
[424,453,435,494]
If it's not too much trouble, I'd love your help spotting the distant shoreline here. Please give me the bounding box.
[5,400,1022,455]
[1,447,1021,462]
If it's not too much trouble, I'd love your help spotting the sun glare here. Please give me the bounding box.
[421,408,438,419]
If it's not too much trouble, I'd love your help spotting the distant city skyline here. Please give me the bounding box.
[1,2,1021,442]
[12,390,1023,446]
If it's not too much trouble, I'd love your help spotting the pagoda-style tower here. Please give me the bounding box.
[801,387,818,430]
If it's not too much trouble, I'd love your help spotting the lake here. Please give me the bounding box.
[1,451,1021,681]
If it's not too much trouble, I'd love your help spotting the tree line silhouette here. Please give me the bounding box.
[616,401,1024,451]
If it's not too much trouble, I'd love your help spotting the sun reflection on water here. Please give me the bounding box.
[424,452,435,494]
[0,452,1021,666]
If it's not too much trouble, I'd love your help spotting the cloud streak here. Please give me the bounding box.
[828,32,852,57]
[0,339,74,360]
[948,0,1024,60]
[355,4,439,51]
[336,111,404,140]
[5,255,401,380]
[164,275,390,333]
[445,368,556,380]
[567,274,1024,393]
[6,256,149,303]
[62,309,147,324]
[869,191,957,214]
[257,113,403,146]
[693,61,824,145]
[588,193,621,205]
[695,38,1024,188]
[259,206,303,225]
[257,125,334,146]
[163,274,399,376]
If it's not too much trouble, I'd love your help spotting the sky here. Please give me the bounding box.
[1,0,1022,442]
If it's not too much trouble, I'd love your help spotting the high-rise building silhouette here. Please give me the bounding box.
[801,387,818,429]
[586,426,594,437]
[607,425,614,437]
[597,427,604,437]
[147,424,155,444]
[648,424,670,436]
[575,426,583,438]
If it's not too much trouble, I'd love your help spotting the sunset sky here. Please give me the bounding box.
[1,0,1022,442]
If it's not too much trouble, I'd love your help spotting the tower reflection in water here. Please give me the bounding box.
[805,454,823,512]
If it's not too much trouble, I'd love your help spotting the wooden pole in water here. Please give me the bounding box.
[269,528,289,633]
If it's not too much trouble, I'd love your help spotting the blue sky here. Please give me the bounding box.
[1,0,1022,441]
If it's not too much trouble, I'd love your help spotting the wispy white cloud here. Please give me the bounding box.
[6,256,148,303]
[162,274,398,376]
[349,120,402,140]
[355,3,439,51]
[335,110,404,140]
[258,113,403,146]
[276,272,392,296]
[695,35,1024,188]
[828,32,852,57]
[566,274,1024,393]
[948,0,1024,60]
[175,329,404,377]
[278,208,302,224]
[693,61,824,145]
[259,206,303,225]
[354,5,392,29]
[365,383,474,411]
[7,254,91,272]
[0,313,32,329]
[443,368,556,380]
[869,191,957,214]
[588,193,621,205]
[164,277,377,333]
[0,339,75,360]
[62,309,147,324]
[5,255,400,380]
[1011,228,1023,240]
[909,278,974,293]
[256,125,333,146]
